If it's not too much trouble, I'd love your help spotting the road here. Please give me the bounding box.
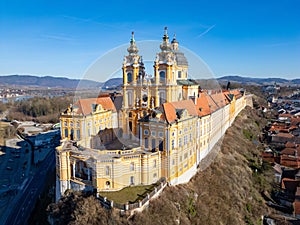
[4,151,55,225]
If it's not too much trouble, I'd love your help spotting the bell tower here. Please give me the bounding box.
[122,32,146,139]
[122,32,145,109]
[154,27,178,103]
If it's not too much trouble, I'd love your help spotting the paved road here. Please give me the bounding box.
[4,152,55,225]
[0,138,30,224]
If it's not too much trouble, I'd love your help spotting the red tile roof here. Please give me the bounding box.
[163,99,198,123]
[286,142,297,148]
[231,89,243,99]
[279,113,292,118]
[206,93,219,112]
[74,96,116,115]
[196,92,211,117]
[291,117,300,126]
[210,91,227,108]
[281,147,300,156]
[275,133,294,138]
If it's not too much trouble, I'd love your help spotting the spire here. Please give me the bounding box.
[131,31,135,43]
[163,26,169,42]
[127,31,139,55]
[160,27,172,52]
[171,33,179,50]
[171,33,178,44]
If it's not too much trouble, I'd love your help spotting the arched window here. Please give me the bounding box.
[159,71,166,83]
[127,72,132,83]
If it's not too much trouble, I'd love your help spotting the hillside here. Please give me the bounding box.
[47,103,289,224]
[0,75,102,89]
[217,75,299,85]
[1,74,299,89]
[102,78,123,89]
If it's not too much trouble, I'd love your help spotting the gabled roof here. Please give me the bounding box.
[205,93,219,112]
[222,91,232,105]
[163,99,198,124]
[196,92,211,117]
[210,91,227,108]
[291,117,300,126]
[275,132,294,138]
[281,147,300,156]
[74,96,116,115]
[230,89,243,99]
[279,113,292,118]
[286,142,297,148]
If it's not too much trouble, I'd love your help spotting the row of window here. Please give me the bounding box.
[144,138,164,151]
[64,128,81,141]
[104,160,157,176]
[144,129,164,137]
[126,70,184,83]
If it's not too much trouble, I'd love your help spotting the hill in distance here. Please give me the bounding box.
[217,75,300,85]
[1,75,299,89]
[0,75,102,89]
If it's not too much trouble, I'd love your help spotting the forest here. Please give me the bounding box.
[6,96,73,123]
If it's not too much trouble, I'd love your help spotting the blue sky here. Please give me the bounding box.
[0,0,300,81]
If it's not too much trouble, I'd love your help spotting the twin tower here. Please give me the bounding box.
[121,27,199,139]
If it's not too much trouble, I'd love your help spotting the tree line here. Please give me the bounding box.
[7,96,73,123]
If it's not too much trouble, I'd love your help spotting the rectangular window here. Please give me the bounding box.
[184,136,187,145]
[130,162,135,171]
[153,160,157,168]
[152,139,156,151]
[178,71,181,78]
[64,128,68,138]
[171,140,175,149]
[179,138,182,147]
[130,176,134,185]
[159,141,164,151]
[76,129,80,140]
[105,166,110,176]
[184,153,188,159]
[145,138,148,148]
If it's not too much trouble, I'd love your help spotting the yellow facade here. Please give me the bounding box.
[56,28,247,199]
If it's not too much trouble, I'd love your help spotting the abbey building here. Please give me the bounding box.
[56,28,248,200]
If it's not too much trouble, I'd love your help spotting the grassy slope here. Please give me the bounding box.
[48,105,276,225]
